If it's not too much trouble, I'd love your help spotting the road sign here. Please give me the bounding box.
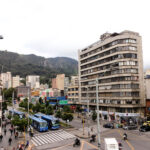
[59,100,68,105]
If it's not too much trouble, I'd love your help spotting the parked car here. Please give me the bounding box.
[123,124,137,130]
[143,121,150,126]
[103,123,114,129]
[139,125,150,132]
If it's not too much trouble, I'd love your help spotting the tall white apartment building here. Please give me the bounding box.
[26,75,40,89]
[0,72,12,89]
[12,75,20,88]
[78,30,145,114]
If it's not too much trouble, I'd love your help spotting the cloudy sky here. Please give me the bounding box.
[0,0,150,69]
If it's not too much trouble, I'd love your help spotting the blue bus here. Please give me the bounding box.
[29,115,48,132]
[9,109,26,119]
[34,113,60,130]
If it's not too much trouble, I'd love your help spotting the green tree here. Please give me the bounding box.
[20,79,26,85]
[2,101,7,112]
[55,110,62,119]
[92,111,97,122]
[39,97,43,104]
[76,106,81,117]
[62,113,73,123]
[63,105,72,113]
[11,116,28,132]
[3,88,16,100]
[46,105,54,115]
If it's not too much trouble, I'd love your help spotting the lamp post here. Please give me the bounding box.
[96,78,101,149]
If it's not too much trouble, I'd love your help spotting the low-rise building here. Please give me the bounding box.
[16,85,30,98]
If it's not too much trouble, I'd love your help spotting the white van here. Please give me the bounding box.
[104,138,119,150]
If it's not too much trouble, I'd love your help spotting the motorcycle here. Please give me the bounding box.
[90,135,96,143]
[73,138,81,147]
[123,133,127,140]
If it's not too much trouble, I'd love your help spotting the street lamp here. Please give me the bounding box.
[96,78,101,149]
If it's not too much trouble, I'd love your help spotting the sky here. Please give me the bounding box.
[0,0,150,69]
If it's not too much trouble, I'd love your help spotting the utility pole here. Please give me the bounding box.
[0,37,3,136]
[0,65,3,136]
[96,78,101,149]
[28,87,30,130]
[0,91,2,136]
[12,91,14,110]
[86,86,90,137]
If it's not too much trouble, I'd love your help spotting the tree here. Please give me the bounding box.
[2,88,16,100]
[92,111,97,122]
[2,102,7,112]
[46,105,54,115]
[11,116,28,132]
[19,98,33,110]
[32,102,41,113]
[20,79,26,85]
[55,110,62,119]
[63,105,72,113]
[76,106,81,117]
[62,113,73,123]
[39,97,43,104]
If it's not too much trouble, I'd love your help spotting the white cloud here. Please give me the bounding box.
[0,0,150,68]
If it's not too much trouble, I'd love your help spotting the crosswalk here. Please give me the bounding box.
[31,130,76,147]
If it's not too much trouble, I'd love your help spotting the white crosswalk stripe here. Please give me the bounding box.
[31,130,76,147]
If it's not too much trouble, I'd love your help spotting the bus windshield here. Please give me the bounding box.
[40,122,47,128]
[52,120,59,126]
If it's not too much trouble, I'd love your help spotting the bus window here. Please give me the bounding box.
[40,122,47,128]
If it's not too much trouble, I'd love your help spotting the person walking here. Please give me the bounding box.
[13,127,16,134]
[10,128,13,136]
[4,128,7,135]
[0,134,3,142]
[8,137,12,145]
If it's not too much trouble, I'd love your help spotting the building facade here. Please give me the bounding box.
[52,74,65,90]
[16,85,30,98]
[26,75,40,89]
[78,30,145,114]
[68,76,79,104]
[12,75,20,88]
[0,72,12,89]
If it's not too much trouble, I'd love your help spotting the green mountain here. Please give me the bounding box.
[0,50,78,79]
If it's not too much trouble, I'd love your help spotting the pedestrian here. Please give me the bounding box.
[10,128,13,136]
[16,131,18,139]
[0,146,4,150]
[0,134,3,142]
[8,137,12,145]
[4,128,7,135]
[25,140,29,148]
[13,127,16,134]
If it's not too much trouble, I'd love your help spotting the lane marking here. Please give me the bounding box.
[84,141,99,149]
[51,142,74,150]
[80,140,84,150]
[117,129,135,150]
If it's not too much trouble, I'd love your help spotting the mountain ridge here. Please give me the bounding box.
[0,50,78,79]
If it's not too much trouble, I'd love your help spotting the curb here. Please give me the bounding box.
[74,134,89,139]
